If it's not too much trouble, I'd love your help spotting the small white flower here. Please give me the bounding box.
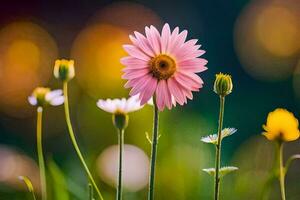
[28,87,64,107]
[201,128,237,144]
[97,95,143,114]
[203,166,238,177]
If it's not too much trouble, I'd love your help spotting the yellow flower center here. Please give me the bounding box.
[149,54,176,80]
[33,87,50,106]
[33,87,50,99]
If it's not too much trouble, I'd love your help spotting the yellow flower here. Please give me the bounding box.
[53,59,75,81]
[263,108,300,142]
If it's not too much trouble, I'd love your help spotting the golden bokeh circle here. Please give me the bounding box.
[71,24,130,98]
[234,0,300,81]
[0,21,58,117]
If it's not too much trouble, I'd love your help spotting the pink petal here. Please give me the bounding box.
[129,75,153,96]
[174,72,202,91]
[123,45,150,61]
[139,77,158,105]
[161,23,171,53]
[156,80,172,110]
[167,77,186,105]
[120,57,149,70]
[122,67,149,73]
[145,26,161,55]
[173,40,200,58]
[168,30,188,55]
[122,68,149,79]
[178,71,204,86]
[165,27,179,53]
[181,87,193,100]
[156,81,164,110]
[178,58,208,72]
[177,50,206,62]
[134,31,155,57]
[178,58,208,67]
[121,56,146,65]
[124,78,140,88]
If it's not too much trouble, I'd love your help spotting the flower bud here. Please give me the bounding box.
[33,87,50,107]
[54,59,75,81]
[214,73,233,97]
[112,112,129,130]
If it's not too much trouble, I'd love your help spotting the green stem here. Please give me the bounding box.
[37,107,47,200]
[148,99,159,200]
[63,82,104,200]
[214,96,225,200]
[278,142,286,200]
[117,129,124,200]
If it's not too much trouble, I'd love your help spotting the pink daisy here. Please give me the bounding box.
[121,23,208,111]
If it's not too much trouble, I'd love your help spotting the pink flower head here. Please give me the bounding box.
[121,23,208,111]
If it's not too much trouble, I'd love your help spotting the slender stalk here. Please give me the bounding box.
[148,99,159,200]
[214,96,225,200]
[117,129,124,200]
[36,107,47,200]
[63,82,104,200]
[278,142,286,200]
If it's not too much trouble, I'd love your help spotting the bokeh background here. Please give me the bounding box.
[0,0,300,199]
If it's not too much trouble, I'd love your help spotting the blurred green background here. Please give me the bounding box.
[0,0,300,199]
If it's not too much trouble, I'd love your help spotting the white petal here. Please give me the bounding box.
[119,98,127,111]
[125,95,143,113]
[28,96,37,106]
[50,96,64,106]
[97,99,115,113]
[45,90,63,101]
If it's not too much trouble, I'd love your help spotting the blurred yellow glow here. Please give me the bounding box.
[71,24,129,98]
[72,2,162,98]
[234,0,300,81]
[0,21,58,117]
[96,144,149,192]
[0,146,40,192]
[6,40,40,71]
[90,2,162,32]
[256,5,300,57]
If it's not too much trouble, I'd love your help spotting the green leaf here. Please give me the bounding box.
[201,128,237,144]
[48,160,70,200]
[203,166,238,178]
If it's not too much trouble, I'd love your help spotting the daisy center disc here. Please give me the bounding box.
[150,54,176,80]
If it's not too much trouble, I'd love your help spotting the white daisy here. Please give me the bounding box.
[28,87,64,107]
[97,95,143,114]
[201,128,237,144]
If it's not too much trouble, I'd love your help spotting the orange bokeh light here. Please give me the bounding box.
[234,0,300,81]
[71,24,130,98]
[255,5,300,57]
[0,21,58,117]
